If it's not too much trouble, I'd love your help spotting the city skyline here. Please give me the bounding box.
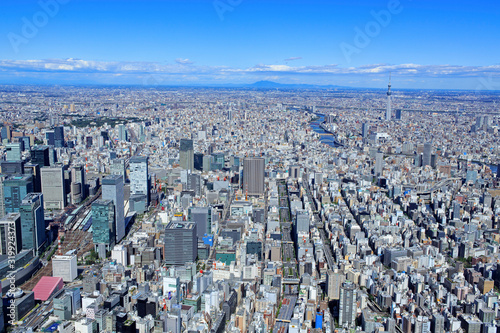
[1,0,499,89]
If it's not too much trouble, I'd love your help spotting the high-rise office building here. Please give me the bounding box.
[0,213,22,255]
[85,136,93,148]
[289,165,300,179]
[339,281,357,327]
[194,153,204,171]
[53,293,72,320]
[422,142,432,167]
[375,152,384,176]
[5,142,22,161]
[19,193,45,253]
[164,222,197,266]
[118,124,128,142]
[71,165,86,205]
[3,175,33,213]
[41,166,66,210]
[294,212,309,238]
[30,146,50,168]
[24,163,41,192]
[102,175,125,243]
[19,136,30,151]
[92,200,116,249]
[48,146,57,166]
[179,139,194,171]
[212,152,225,169]
[0,175,6,217]
[186,173,201,197]
[361,123,369,138]
[110,159,126,181]
[395,109,402,120]
[1,126,11,142]
[1,161,24,175]
[188,206,212,238]
[203,155,213,172]
[243,157,265,196]
[54,126,65,148]
[129,156,149,204]
[45,131,55,146]
[326,270,345,300]
[431,314,445,333]
[52,255,77,282]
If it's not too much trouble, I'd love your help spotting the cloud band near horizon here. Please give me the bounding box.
[1,58,500,88]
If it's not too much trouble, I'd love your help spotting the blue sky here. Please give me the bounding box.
[0,0,499,89]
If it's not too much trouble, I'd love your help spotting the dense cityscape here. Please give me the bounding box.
[0,82,496,333]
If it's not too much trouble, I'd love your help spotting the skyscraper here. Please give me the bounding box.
[164,222,197,266]
[1,126,11,142]
[102,175,125,243]
[129,156,149,204]
[326,270,345,300]
[179,139,194,171]
[19,193,45,254]
[0,213,22,255]
[1,161,24,175]
[3,175,34,213]
[431,313,445,333]
[289,165,300,179]
[422,142,432,167]
[395,109,402,120]
[30,146,50,168]
[41,166,66,210]
[194,153,204,171]
[375,152,384,176]
[0,175,6,217]
[91,200,116,249]
[339,281,357,327]
[386,74,392,121]
[243,157,265,196]
[186,173,201,197]
[52,255,77,282]
[361,123,369,138]
[110,158,126,181]
[24,163,41,192]
[188,206,212,238]
[5,142,22,161]
[118,124,128,142]
[54,126,65,148]
[71,165,86,205]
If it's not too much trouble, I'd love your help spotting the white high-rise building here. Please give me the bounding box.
[52,254,77,282]
[41,166,66,209]
[129,156,149,203]
[111,244,128,266]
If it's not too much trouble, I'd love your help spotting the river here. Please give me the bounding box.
[309,114,341,148]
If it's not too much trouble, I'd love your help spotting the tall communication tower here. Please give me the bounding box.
[386,73,392,121]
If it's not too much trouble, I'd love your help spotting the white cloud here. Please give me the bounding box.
[0,59,499,86]
[175,58,194,65]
